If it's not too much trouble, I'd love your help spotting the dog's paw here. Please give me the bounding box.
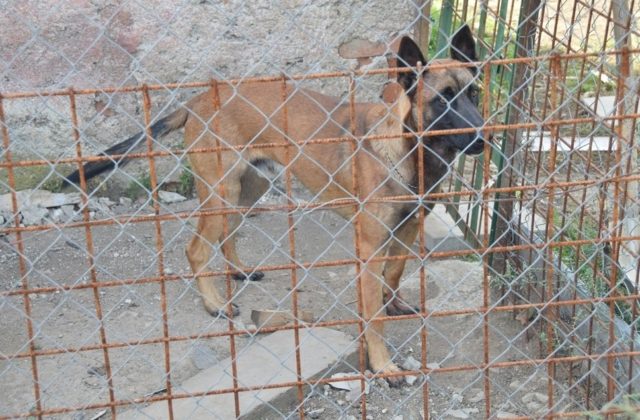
[204,302,240,318]
[232,271,265,282]
[385,296,419,316]
[380,363,405,387]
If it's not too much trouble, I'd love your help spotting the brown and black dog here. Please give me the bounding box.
[66,25,486,384]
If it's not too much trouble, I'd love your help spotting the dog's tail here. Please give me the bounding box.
[63,107,189,186]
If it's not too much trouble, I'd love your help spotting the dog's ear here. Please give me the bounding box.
[450,24,478,63]
[396,36,426,94]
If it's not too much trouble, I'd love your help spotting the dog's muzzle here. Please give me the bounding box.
[463,132,490,155]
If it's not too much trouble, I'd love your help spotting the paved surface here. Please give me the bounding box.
[120,328,358,419]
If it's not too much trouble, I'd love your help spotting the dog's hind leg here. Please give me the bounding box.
[382,217,420,316]
[221,166,271,282]
[186,157,245,317]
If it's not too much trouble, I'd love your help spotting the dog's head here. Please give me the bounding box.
[396,25,486,155]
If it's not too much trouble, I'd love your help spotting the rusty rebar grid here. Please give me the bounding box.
[1,36,639,420]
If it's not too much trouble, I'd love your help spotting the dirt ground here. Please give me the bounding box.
[0,187,591,419]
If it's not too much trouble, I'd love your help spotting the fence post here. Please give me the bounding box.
[489,0,542,276]
[413,0,432,58]
[611,0,640,305]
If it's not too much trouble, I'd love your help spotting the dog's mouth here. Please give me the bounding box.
[463,137,486,155]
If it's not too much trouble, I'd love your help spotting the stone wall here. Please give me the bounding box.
[1,0,416,194]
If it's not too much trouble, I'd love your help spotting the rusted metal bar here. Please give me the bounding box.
[347,73,368,420]
[209,79,242,417]
[141,85,174,419]
[543,54,561,415]
[280,75,306,419]
[490,0,542,276]
[481,60,493,419]
[68,90,117,418]
[0,95,43,419]
[416,60,430,420]
[1,49,639,100]
[5,348,640,419]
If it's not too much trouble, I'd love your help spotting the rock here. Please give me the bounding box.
[117,310,139,320]
[465,408,479,415]
[21,205,48,225]
[426,362,440,370]
[452,393,463,404]
[468,390,484,403]
[190,344,219,370]
[443,409,469,419]
[401,355,421,371]
[522,393,535,404]
[497,412,518,419]
[0,208,11,223]
[406,375,418,385]
[508,380,522,390]
[87,197,115,214]
[119,197,133,207]
[48,208,64,223]
[307,408,325,419]
[526,402,542,412]
[533,392,549,404]
[60,205,76,220]
[87,365,106,377]
[158,190,186,204]
[328,372,369,394]
[98,197,116,207]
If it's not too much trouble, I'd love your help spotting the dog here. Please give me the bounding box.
[66,25,486,385]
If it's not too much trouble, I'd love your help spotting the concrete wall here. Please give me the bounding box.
[1,0,416,194]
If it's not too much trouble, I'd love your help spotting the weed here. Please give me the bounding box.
[124,174,152,200]
[177,164,195,198]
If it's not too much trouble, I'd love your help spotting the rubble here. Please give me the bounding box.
[0,189,131,226]
[158,190,187,204]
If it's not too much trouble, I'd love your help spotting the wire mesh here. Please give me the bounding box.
[1,1,639,419]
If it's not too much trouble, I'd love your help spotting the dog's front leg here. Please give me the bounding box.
[383,217,420,316]
[359,222,404,386]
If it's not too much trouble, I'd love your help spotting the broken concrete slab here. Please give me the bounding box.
[0,189,81,211]
[20,205,48,226]
[121,327,358,419]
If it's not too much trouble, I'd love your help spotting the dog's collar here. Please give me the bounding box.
[384,151,417,191]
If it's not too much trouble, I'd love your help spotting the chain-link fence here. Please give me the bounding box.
[1,0,640,418]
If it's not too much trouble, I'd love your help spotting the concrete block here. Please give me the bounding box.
[581,95,617,117]
[122,327,357,419]
[424,205,467,252]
